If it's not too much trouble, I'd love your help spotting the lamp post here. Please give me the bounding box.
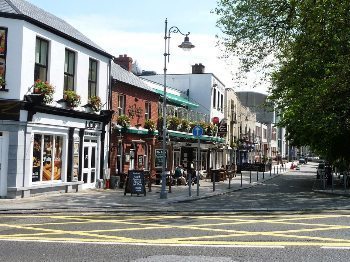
[160,18,195,199]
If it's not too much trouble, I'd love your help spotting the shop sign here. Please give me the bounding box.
[218,119,228,134]
[125,170,146,196]
[85,121,102,130]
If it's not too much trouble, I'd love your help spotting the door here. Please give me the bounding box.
[82,142,98,185]
[0,132,8,197]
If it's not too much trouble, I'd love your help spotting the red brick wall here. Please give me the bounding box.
[111,80,159,126]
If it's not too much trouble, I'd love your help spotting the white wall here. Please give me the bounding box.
[0,17,110,108]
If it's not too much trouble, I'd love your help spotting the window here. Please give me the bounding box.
[217,92,220,110]
[263,129,267,139]
[34,37,49,82]
[32,134,63,182]
[145,101,151,120]
[88,58,98,97]
[64,49,75,91]
[212,88,216,108]
[117,94,126,115]
[220,94,224,112]
[0,27,8,90]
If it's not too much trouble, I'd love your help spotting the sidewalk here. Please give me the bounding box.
[0,164,289,214]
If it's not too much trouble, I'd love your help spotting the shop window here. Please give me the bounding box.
[34,37,49,82]
[145,101,151,120]
[0,27,8,91]
[32,134,63,182]
[64,49,75,91]
[88,58,98,97]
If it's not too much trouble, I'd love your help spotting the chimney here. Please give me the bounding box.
[192,63,205,74]
[114,54,133,71]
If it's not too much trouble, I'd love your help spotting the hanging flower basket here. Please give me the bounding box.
[32,79,55,104]
[0,76,6,90]
[116,114,130,128]
[63,90,81,108]
[144,119,156,132]
[85,95,102,112]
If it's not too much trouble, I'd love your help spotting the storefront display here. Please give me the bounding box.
[32,134,63,182]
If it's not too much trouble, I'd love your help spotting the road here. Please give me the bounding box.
[0,163,349,261]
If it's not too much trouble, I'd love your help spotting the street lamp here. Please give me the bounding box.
[160,18,195,199]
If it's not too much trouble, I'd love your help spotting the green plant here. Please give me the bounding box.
[144,119,156,131]
[179,119,190,132]
[117,114,130,128]
[168,116,181,130]
[33,79,55,104]
[0,76,6,86]
[63,90,81,108]
[88,96,102,112]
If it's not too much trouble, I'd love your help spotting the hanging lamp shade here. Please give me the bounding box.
[178,35,195,51]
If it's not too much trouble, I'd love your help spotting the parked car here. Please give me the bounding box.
[299,158,305,164]
[316,162,325,179]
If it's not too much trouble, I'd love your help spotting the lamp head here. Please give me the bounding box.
[178,34,195,51]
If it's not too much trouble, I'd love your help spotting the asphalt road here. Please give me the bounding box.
[0,163,349,261]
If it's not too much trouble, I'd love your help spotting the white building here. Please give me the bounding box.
[0,0,113,198]
[141,63,226,169]
[142,63,225,123]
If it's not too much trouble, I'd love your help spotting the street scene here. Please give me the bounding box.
[1,0,350,261]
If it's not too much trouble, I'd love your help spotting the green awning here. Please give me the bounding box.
[114,125,158,135]
[154,89,199,108]
[168,130,225,143]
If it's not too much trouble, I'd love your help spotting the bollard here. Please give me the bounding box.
[277,166,279,175]
[263,170,265,179]
[241,172,243,187]
[250,170,252,183]
[257,170,259,181]
[274,166,276,175]
[270,167,272,176]
[213,172,216,192]
[188,172,192,197]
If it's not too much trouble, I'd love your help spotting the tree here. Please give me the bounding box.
[215,0,350,164]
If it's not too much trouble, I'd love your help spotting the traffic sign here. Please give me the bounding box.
[192,125,204,137]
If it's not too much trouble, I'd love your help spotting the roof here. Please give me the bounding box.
[0,0,111,57]
[111,63,153,92]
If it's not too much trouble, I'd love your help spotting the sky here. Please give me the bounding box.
[27,0,267,93]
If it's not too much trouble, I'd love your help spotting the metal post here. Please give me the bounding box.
[274,166,275,175]
[197,138,200,196]
[188,171,192,197]
[249,170,252,183]
[270,166,272,176]
[213,171,216,191]
[277,165,279,175]
[160,19,169,199]
[256,170,259,181]
[263,170,265,179]
[240,171,243,187]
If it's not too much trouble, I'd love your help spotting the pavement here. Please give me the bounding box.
[1,162,348,214]
[0,164,289,214]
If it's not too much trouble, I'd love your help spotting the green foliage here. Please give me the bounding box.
[63,90,81,108]
[167,116,181,130]
[216,0,350,165]
[117,115,130,128]
[144,119,156,131]
[33,79,55,104]
[88,96,102,112]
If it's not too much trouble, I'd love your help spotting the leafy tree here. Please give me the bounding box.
[215,0,350,164]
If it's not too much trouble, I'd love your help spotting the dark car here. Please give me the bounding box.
[299,158,305,164]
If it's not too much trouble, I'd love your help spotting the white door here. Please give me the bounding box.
[82,142,98,186]
[0,132,8,197]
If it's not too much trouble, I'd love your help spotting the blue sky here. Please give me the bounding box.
[26,0,265,92]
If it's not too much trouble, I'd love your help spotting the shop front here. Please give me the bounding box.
[1,101,113,198]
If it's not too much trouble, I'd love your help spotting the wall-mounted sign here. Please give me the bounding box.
[218,118,228,134]
[85,121,102,130]
[0,27,7,81]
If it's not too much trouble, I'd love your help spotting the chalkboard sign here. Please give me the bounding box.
[155,149,167,168]
[124,170,146,196]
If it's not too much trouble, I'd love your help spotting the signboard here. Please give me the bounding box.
[124,170,146,196]
[218,119,228,134]
[192,125,204,137]
[155,149,167,168]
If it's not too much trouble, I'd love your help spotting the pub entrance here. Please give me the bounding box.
[82,140,98,187]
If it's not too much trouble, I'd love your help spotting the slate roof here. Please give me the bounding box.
[111,63,153,92]
[0,0,111,57]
